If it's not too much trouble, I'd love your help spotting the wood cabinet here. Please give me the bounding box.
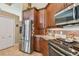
[23,9,34,21]
[46,4,57,28]
[39,9,47,29]
[34,37,41,52]
[34,36,49,56]
[38,9,47,35]
[40,38,48,56]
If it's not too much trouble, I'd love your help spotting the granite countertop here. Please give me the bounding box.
[35,35,56,40]
[35,34,79,42]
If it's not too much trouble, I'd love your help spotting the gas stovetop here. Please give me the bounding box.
[48,39,79,56]
[49,38,79,47]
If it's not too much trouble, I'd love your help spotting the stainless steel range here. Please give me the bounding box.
[48,39,79,56]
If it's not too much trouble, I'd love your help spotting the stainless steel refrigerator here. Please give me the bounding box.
[21,20,33,53]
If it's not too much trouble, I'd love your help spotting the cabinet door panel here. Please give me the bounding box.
[39,9,47,29]
[39,10,45,28]
[34,37,40,52]
[40,38,48,56]
[23,11,30,20]
[23,9,34,20]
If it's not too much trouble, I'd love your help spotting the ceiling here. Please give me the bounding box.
[5,3,48,10]
[23,3,48,10]
[0,3,48,21]
[1,3,48,15]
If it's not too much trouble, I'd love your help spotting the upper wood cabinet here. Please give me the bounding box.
[39,9,47,29]
[23,9,34,21]
[38,9,49,35]
[46,4,57,27]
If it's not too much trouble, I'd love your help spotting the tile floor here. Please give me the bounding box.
[0,43,42,56]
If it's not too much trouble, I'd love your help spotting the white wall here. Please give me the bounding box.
[0,16,15,50]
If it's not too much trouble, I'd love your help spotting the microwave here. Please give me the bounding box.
[55,4,79,25]
[75,4,79,20]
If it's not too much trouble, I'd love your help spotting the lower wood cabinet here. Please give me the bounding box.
[40,38,48,56]
[34,36,41,52]
[34,36,49,56]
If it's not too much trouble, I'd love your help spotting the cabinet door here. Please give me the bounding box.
[39,9,47,29]
[34,37,41,52]
[23,9,34,20]
[23,11,30,20]
[40,38,48,56]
